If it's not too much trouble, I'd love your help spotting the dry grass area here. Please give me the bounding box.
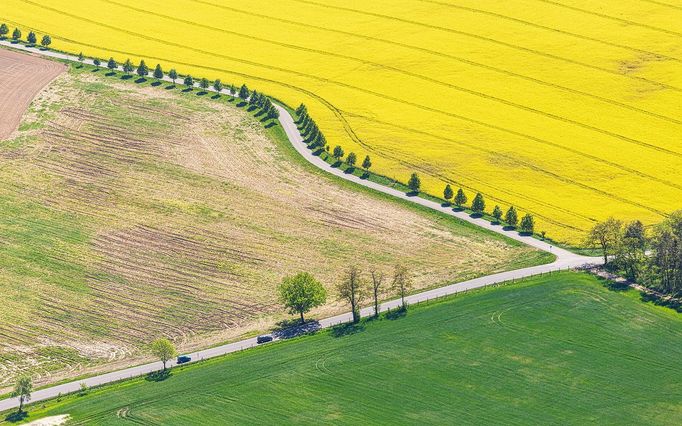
[0,62,548,390]
[0,48,65,139]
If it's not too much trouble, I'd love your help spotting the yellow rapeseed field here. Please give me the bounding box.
[3,0,682,243]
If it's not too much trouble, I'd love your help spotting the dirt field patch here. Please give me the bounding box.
[0,48,65,140]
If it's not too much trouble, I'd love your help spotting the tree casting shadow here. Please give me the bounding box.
[5,411,28,423]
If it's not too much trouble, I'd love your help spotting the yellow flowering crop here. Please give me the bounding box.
[3,0,682,243]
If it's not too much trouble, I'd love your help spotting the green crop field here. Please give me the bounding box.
[13,272,682,425]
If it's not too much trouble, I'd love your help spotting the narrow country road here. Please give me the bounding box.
[0,41,602,413]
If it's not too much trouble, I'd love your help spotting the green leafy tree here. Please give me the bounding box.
[615,220,648,281]
[587,217,623,265]
[520,213,535,234]
[443,184,453,204]
[249,90,259,105]
[471,193,485,215]
[213,79,223,93]
[107,57,117,71]
[93,58,101,68]
[346,152,357,168]
[199,77,210,91]
[267,105,280,121]
[168,68,178,84]
[648,211,682,295]
[11,27,21,41]
[0,24,9,39]
[27,31,36,45]
[238,84,250,101]
[153,64,163,80]
[40,35,52,48]
[184,75,194,89]
[122,59,133,74]
[505,206,519,228]
[408,172,421,194]
[12,376,32,414]
[362,155,372,175]
[229,84,236,96]
[136,60,149,77]
[492,205,503,223]
[333,145,345,162]
[337,266,365,323]
[150,338,177,371]
[296,103,307,116]
[278,272,327,323]
[454,188,467,208]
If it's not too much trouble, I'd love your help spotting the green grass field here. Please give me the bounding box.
[13,272,681,425]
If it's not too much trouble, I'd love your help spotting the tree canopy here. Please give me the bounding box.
[150,338,176,371]
[278,272,327,323]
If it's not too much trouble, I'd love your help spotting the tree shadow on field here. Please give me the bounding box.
[344,166,355,175]
[470,212,483,219]
[503,225,516,232]
[273,319,321,340]
[211,94,221,99]
[121,74,133,80]
[441,202,451,208]
[134,77,147,84]
[236,101,248,108]
[228,97,236,102]
[145,369,172,382]
[641,293,682,312]
[165,84,176,90]
[182,87,193,93]
[405,191,418,197]
[247,105,258,112]
[91,68,100,73]
[196,91,208,96]
[105,71,116,77]
[265,122,277,129]
[5,411,28,423]
[518,231,533,237]
[151,81,162,87]
[452,206,464,212]
[331,322,365,338]
[385,306,407,321]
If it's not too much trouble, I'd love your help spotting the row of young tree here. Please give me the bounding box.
[1,24,282,123]
[588,211,682,295]
[293,106,538,236]
[295,104,373,176]
[93,56,280,121]
[278,264,413,325]
[0,24,52,48]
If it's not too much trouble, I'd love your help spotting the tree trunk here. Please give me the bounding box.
[374,294,379,318]
[18,396,23,413]
[300,310,305,324]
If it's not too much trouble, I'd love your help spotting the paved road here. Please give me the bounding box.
[0,41,602,412]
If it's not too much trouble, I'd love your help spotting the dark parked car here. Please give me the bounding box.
[177,355,191,364]
[257,335,273,344]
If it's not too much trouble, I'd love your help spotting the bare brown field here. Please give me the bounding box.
[0,62,549,390]
[0,48,65,140]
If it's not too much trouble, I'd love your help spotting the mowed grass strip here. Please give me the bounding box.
[15,272,682,425]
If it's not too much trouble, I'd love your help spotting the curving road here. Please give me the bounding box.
[0,41,602,413]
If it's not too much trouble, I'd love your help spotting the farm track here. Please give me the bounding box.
[0,43,604,412]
